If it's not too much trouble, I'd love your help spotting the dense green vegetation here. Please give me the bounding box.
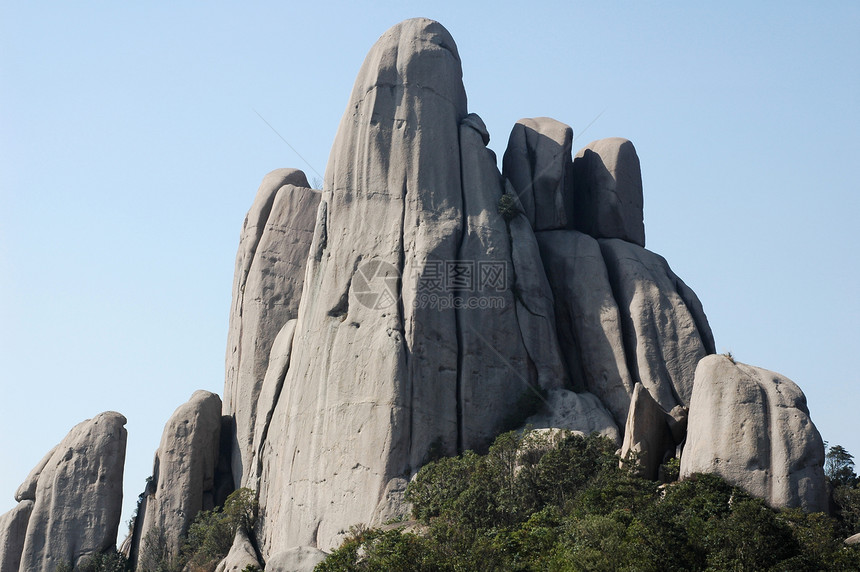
[317,432,860,571]
[60,487,260,572]
[138,486,258,572]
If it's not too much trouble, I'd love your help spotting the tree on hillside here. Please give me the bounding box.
[826,445,858,487]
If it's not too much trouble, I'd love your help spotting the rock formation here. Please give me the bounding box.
[620,383,676,479]
[255,17,468,556]
[127,391,224,567]
[536,230,635,424]
[525,389,620,445]
[503,117,575,231]
[214,528,262,572]
[572,137,645,246]
[0,501,32,572]
[599,238,715,412]
[0,412,126,571]
[681,355,827,512]
[212,17,823,563]
[223,168,320,487]
[0,17,833,572]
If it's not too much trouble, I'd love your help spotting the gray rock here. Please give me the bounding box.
[223,169,320,486]
[457,113,533,451]
[536,230,635,425]
[132,391,222,565]
[599,238,715,413]
[846,532,860,545]
[215,528,262,572]
[370,477,410,528]
[19,412,127,571]
[680,355,827,512]
[256,17,467,556]
[0,501,33,572]
[524,389,620,445]
[249,319,297,486]
[620,383,675,479]
[573,137,645,246]
[503,117,574,231]
[266,546,328,572]
[506,180,569,392]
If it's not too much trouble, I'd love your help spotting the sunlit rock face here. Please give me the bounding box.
[681,355,827,513]
[207,17,825,566]
[1,412,127,572]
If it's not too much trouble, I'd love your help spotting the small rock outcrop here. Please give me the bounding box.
[572,137,645,246]
[5,412,127,571]
[620,383,675,479]
[680,355,827,512]
[214,528,262,572]
[129,391,223,567]
[223,169,320,487]
[503,117,574,231]
[525,389,620,445]
[0,501,33,572]
[265,546,328,572]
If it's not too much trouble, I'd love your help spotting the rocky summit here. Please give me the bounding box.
[0,18,832,572]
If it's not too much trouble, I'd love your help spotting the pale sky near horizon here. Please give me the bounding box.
[2,2,858,534]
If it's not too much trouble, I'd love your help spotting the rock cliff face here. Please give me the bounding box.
[0,17,830,572]
[223,169,320,487]
[212,17,824,563]
[0,412,126,572]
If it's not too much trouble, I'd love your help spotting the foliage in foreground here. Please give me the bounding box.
[135,487,258,572]
[317,432,860,571]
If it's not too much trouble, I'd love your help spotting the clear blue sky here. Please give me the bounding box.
[2,2,858,530]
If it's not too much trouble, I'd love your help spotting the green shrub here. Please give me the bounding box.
[318,432,860,571]
[497,193,519,222]
[182,487,258,569]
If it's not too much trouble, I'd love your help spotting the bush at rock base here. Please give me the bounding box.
[137,488,258,572]
[316,432,860,571]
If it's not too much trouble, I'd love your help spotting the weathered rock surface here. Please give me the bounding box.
[506,181,569,392]
[599,238,715,413]
[0,501,33,572]
[130,391,222,566]
[215,528,262,572]
[256,18,468,557]
[573,137,645,246]
[680,355,827,512]
[266,546,328,572]
[249,319,297,485]
[536,230,635,424]
[224,169,320,486]
[620,383,675,479]
[525,389,620,445]
[18,412,127,571]
[457,113,545,451]
[503,117,574,231]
